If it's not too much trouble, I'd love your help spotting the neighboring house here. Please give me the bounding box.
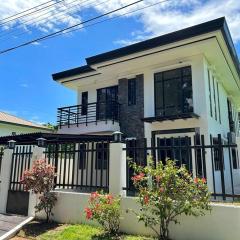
[0,111,51,136]
[53,17,240,144]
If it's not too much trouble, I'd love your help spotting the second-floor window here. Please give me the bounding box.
[128,78,136,105]
[154,66,193,117]
[227,99,235,132]
[81,91,88,115]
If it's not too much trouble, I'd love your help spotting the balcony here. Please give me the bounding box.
[57,101,120,134]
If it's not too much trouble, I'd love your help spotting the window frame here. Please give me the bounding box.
[154,66,193,117]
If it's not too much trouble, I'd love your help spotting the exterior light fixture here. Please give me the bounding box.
[36,138,47,148]
[112,131,123,143]
[8,140,16,149]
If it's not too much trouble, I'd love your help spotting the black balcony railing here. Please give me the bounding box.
[57,101,120,128]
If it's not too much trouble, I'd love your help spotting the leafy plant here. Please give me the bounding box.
[131,157,211,240]
[21,159,57,222]
[85,192,121,235]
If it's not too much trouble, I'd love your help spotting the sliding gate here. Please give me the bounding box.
[6,145,33,215]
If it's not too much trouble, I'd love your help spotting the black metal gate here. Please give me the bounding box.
[6,145,33,216]
[124,134,240,201]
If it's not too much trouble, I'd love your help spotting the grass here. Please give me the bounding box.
[12,221,154,240]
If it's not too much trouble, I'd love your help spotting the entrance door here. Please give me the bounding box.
[97,86,118,120]
[156,136,192,171]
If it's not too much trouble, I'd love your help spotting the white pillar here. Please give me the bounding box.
[28,146,45,217]
[109,142,126,196]
[0,149,14,213]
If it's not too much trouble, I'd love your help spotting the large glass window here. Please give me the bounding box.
[96,86,118,120]
[154,66,193,117]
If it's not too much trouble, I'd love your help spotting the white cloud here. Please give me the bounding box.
[0,0,240,45]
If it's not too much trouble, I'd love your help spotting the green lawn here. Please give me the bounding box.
[14,221,154,240]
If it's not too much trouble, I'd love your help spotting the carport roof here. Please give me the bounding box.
[0,132,113,145]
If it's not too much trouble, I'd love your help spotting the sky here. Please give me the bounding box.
[0,0,240,125]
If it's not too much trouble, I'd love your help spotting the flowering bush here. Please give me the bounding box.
[21,159,55,193]
[131,158,211,240]
[21,159,57,222]
[85,192,121,235]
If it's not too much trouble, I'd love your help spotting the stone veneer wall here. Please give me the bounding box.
[118,74,144,139]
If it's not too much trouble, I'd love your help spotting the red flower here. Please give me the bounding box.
[143,195,149,205]
[194,178,199,184]
[85,207,93,220]
[90,192,99,202]
[106,194,114,204]
[202,178,207,184]
[131,173,145,182]
[159,187,164,193]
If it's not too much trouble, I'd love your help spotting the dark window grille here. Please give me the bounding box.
[128,78,136,106]
[81,92,88,115]
[154,66,193,117]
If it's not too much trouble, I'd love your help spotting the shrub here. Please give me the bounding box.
[85,192,121,235]
[131,158,211,240]
[21,159,57,222]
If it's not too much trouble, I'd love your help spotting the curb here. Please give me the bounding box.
[0,216,34,240]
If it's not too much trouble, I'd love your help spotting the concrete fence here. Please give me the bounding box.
[1,142,240,240]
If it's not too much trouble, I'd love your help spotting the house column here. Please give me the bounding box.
[28,145,45,217]
[0,148,14,213]
[109,132,126,196]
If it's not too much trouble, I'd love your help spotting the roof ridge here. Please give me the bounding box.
[0,111,49,129]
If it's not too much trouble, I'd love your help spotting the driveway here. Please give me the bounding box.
[0,214,32,240]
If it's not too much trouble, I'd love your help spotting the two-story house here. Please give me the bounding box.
[52,17,240,194]
[53,17,240,143]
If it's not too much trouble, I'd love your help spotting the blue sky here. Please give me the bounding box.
[0,0,240,125]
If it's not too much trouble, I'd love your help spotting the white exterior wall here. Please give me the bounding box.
[0,123,50,137]
[36,191,240,240]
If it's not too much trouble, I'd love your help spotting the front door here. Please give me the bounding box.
[97,86,118,120]
[156,136,192,171]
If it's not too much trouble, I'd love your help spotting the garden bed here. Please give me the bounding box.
[11,221,154,240]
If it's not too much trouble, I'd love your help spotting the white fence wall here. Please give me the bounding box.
[36,191,240,240]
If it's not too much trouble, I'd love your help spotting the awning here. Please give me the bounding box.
[142,113,199,123]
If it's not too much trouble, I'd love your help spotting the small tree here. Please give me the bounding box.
[131,158,211,240]
[85,192,121,235]
[21,159,57,222]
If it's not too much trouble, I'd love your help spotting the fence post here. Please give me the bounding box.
[28,145,45,217]
[0,148,13,213]
[218,134,226,200]
[109,138,126,196]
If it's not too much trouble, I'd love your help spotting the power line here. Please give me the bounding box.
[0,0,56,23]
[0,0,65,27]
[52,0,171,38]
[0,0,171,55]
[0,0,91,38]
[0,0,108,40]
